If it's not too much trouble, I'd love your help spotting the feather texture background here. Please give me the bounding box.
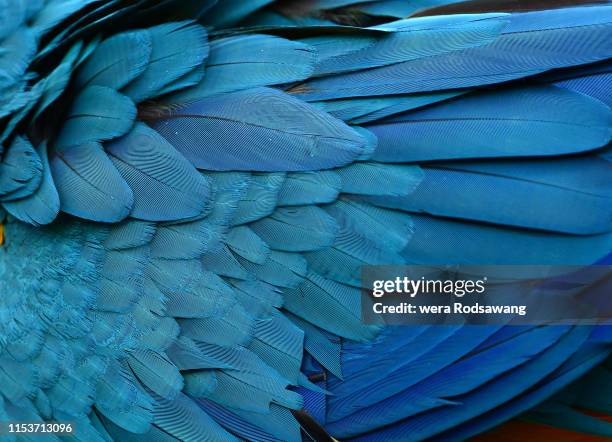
[0,0,611,441]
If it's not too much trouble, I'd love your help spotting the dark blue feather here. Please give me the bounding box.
[368,86,612,162]
[403,214,612,265]
[362,155,612,234]
[150,87,367,172]
[296,6,612,100]
[346,326,593,441]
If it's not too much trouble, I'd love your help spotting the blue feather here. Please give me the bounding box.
[229,279,284,315]
[179,302,254,346]
[0,137,42,200]
[296,6,612,99]
[150,219,218,259]
[0,2,26,40]
[202,245,250,280]
[326,325,502,430]
[403,214,612,265]
[283,272,380,341]
[368,86,612,162]
[122,22,208,102]
[0,28,36,91]
[358,0,453,18]
[348,326,593,441]
[34,41,83,121]
[150,87,367,171]
[310,13,508,76]
[548,60,612,107]
[306,200,414,286]
[225,226,270,264]
[50,142,133,222]
[127,350,183,400]
[54,86,136,149]
[312,90,466,124]
[106,123,211,222]
[94,361,154,433]
[75,30,152,90]
[150,392,238,442]
[248,311,304,383]
[156,65,205,97]
[104,220,157,250]
[286,312,343,379]
[239,250,307,288]
[170,34,315,101]
[195,344,304,413]
[167,337,232,371]
[250,206,338,252]
[338,162,423,197]
[363,155,612,234]
[232,173,284,225]
[196,398,288,442]
[184,370,218,398]
[277,171,341,206]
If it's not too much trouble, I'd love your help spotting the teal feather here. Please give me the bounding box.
[50,142,133,222]
[167,337,233,371]
[239,250,307,288]
[199,344,304,413]
[277,171,341,206]
[170,34,315,101]
[201,246,250,280]
[122,22,208,102]
[229,279,284,315]
[225,226,270,265]
[0,2,26,40]
[106,123,211,222]
[184,370,218,397]
[150,219,217,259]
[54,86,136,150]
[283,272,380,341]
[311,13,508,76]
[231,173,284,225]
[94,362,154,434]
[0,28,36,91]
[248,311,304,383]
[338,162,423,197]
[127,350,183,400]
[104,220,157,250]
[150,392,238,442]
[286,312,343,379]
[250,206,338,252]
[2,142,59,226]
[204,0,274,28]
[75,30,152,90]
[0,137,42,200]
[34,41,83,120]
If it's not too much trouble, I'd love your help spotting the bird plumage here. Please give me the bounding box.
[0,1,611,441]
